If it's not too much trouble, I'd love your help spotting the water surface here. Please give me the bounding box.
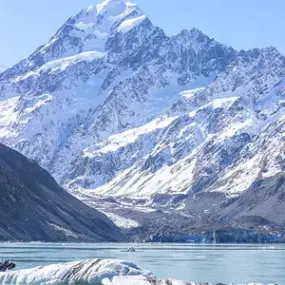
[0,243,283,284]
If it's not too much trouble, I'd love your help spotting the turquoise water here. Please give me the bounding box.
[0,243,283,284]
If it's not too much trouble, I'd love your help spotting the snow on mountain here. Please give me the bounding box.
[0,0,285,235]
[102,211,141,228]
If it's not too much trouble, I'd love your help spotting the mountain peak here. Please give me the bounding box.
[11,0,147,72]
[70,0,145,39]
[174,28,209,41]
[82,0,142,20]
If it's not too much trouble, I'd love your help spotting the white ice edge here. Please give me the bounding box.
[0,259,275,285]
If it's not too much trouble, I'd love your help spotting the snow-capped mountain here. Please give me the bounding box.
[1,0,285,240]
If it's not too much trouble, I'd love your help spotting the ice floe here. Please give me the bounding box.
[0,259,276,285]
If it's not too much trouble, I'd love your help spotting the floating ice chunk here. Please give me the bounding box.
[0,259,154,284]
[0,259,273,284]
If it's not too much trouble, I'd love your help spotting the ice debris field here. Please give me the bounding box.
[0,259,277,285]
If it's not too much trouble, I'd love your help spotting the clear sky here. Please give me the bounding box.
[0,0,284,67]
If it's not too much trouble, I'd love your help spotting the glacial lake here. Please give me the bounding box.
[0,243,284,284]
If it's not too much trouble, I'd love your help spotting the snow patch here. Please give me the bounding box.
[96,0,126,16]
[14,51,105,82]
[48,223,78,239]
[39,51,105,73]
[23,94,53,115]
[181,87,205,98]
[117,15,147,33]
[0,96,20,138]
[74,22,95,31]
[101,211,140,229]
[88,116,177,155]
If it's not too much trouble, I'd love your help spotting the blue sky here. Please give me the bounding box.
[0,0,284,67]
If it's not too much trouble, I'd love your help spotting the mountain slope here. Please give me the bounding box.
[0,143,125,242]
[0,0,285,240]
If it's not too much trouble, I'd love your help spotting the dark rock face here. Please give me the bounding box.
[0,143,126,242]
[0,260,16,272]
